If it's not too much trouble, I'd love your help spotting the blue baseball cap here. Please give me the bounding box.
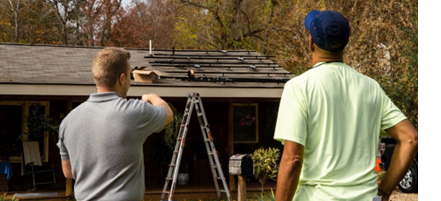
[304,10,350,52]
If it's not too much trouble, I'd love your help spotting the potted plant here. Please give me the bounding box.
[163,113,183,149]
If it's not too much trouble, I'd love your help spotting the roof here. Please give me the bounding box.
[0,43,294,98]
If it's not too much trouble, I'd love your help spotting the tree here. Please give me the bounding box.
[1,0,29,43]
[48,0,72,45]
[174,0,266,50]
[22,1,59,44]
[96,0,122,46]
[109,0,174,49]
[0,0,59,44]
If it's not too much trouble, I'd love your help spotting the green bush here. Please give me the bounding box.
[251,147,280,194]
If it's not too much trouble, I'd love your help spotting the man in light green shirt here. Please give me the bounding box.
[274,10,418,201]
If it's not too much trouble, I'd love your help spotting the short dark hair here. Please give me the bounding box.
[92,47,131,88]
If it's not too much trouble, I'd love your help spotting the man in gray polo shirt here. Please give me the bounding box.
[57,47,173,201]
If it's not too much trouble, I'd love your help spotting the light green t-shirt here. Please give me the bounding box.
[274,62,406,201]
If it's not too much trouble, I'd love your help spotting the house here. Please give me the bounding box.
[0,43,294,197]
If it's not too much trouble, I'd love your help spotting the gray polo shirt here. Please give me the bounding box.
[57,92,167,201]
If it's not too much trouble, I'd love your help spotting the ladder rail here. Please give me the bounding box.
[195,102,221,198]
[195,94,233,201]
[161,96,195,201]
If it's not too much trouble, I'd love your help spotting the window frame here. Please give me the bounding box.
[0,101,50,163]
[232,103,259,143]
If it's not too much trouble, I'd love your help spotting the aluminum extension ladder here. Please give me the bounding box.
[161,93,232,201]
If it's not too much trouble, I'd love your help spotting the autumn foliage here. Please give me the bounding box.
[0,0,418,128]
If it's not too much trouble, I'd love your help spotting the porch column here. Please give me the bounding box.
[228,101,236,191]
[66,179,73,196]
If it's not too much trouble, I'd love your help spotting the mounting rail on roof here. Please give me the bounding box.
[160,75,290,84]
[150,60,274,65]
[147,54,275,58]
[144,56,274,61]
[152,49,257,53]
[164,70,290,76]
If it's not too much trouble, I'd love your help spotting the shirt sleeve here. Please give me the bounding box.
[380,90,407,130]
[57,120,70,160]
[274,80,308,146]
[137,101,168,134]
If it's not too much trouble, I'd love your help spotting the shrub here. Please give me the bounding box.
[251,147,280,194]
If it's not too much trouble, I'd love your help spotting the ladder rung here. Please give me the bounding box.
[211,165,217,168]
[220,190,227,193]
[163,191,169,194]
[208,152,213,155]
[169,164,176,167]
[165,177,173,180]
[173,151,179,154]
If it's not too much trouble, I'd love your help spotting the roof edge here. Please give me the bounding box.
[0,84,284,98]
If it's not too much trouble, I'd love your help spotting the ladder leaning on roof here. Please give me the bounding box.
[160,92,232,201]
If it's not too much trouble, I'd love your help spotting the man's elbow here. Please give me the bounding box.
[402,123,418,148]
[165,110,174,125]
[283,155,303,170]
[63,170,74,179]
[408,132,418,148]
[288,158,303,169]
[399,128,418,157]
[64,173,74,179]
[61,159,74,179]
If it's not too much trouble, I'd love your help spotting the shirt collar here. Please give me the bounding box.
[312,61,344,69]
[87,92,122,103]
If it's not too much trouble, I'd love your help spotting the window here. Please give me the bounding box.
[0,101,50,163]
[233,103,259,143]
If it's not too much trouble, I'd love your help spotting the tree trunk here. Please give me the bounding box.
[14,11,18,43]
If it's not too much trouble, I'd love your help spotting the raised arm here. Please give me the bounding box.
[142,94,173,125]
